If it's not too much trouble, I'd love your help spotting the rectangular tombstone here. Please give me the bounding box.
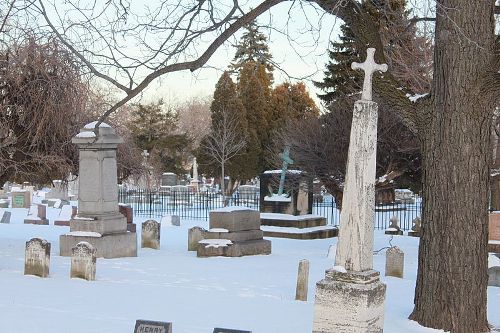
[134,320,172,333]
[209,208,260,232]
[161,215,180,226]
[385,246,404,278]
[213,328,252,333]
[12,191,31,208]
[142,220,161,249]
[71,241,96,281]
[188,226,206,251]
[24,238,51,277]
[0,200,8,208]
[0,209,11,224]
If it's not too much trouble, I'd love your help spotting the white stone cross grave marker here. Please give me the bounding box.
[351,48,388,101]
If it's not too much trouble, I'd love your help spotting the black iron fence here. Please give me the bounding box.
[118,188,421,230]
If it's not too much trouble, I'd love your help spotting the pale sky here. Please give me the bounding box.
[133,1,341,109]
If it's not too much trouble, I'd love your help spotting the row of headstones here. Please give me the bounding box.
[135,320,250,333]
[25,238,96,280]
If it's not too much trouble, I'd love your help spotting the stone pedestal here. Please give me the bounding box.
[59,122,137,258]
[313,269,386,333]
[196,207,271,257]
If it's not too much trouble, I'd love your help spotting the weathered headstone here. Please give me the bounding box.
[313,48,387,333]
[71,242,96,281]
[188,226,206,251]
[134,320,172,333]
[385,215,403,235]
[161,172,177,186]
[408,217,422,237]
[11,190,31,208]
[142,220,161,249]
[489,266,500,287]
[59,121,137,258]
[0,209,11,224]
[213,328,251,333]
[385,246,404,278]
[295,259,310,301]
[24,238,51,277]
[0,200,8,208]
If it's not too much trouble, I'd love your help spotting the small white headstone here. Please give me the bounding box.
[71,242,96,281]
[24,238,51,277]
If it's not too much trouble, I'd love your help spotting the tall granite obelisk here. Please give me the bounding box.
[312,48,387,333]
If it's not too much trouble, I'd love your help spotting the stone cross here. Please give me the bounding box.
[278,146,294,196]
[351,48,388,101]
[334,49,388,272]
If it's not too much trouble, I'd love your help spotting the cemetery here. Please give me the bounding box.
[1,2,499,333]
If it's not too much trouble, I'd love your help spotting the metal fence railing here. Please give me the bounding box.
[118,188,422,230]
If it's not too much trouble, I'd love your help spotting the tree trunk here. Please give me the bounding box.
[221,162,226,207]
[409,2,494,332]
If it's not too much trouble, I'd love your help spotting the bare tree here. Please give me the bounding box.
[176,96,212,149]
[201,109,246,205]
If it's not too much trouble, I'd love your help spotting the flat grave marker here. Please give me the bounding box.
[134,320,172,333]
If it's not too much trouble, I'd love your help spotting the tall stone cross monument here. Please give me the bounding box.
[313,48,387,333]
[277,146,294,196]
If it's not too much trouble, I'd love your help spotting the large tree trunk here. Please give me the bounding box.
[409,2,494,332]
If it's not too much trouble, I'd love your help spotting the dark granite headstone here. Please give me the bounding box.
[213,328,252,333]
[134,320,172,333]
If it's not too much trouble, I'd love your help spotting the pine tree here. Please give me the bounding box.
[129,100,191,175]
[208,72,254,181]
[238,61,272,173]
[270,82,320,132]
[230,20,274,82]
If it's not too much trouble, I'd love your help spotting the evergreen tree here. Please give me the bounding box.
[270,82,320,132]
[238,61,272,173]
[206,72,255,181]
[129,100,191,175]
[230,20,274,82]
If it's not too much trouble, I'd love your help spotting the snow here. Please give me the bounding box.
[263,170,303,174]
[332,265,347,273]
[84,121,111,129]
[75,131,97,138]
[66,231,102,237]
[210,206,252,213]
[261,225,335,234]
[263,195,292,202]
[490,254,500,268]
[0,199,499,333]
[260,213,323,221]
[198,239,233,248]
[386,227,399,232]
[208,228,229,233]
[406,93,429,103]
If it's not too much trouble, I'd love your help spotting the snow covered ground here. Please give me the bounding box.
[0,201,499,333]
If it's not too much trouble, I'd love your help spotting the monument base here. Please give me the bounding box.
[24,218,49,225]
[197,239,271,258]
[407,230,420,237]
[60,232,137,258]
[313,269,386,333]
[70,213,127,234]
[384,229,403,236]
